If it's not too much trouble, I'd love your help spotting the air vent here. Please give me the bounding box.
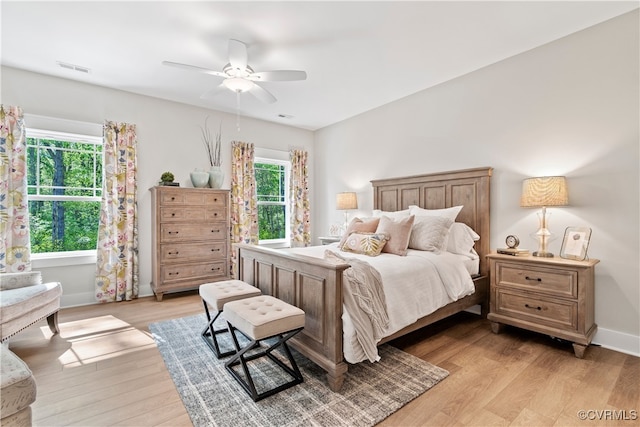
[57,61,90,74]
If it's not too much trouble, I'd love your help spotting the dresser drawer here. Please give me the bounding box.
[161,261,228,283]
[160,241,226,262]
[495,262,577,298]
[160,206,227,222]
[160,190,227,207]
[160,223,227,242]
[495,289,577,330]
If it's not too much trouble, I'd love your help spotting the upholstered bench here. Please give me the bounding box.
[199,280,262,358]
[223,295,305,401]
[1,345,37,426]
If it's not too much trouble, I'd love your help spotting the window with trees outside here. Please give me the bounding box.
[26,128,103,255]
[255,157,290,245]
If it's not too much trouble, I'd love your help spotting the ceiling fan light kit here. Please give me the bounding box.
[223,77,253,93]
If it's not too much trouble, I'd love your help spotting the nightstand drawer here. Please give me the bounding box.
[496,262,577,298]
[496,289,577,330]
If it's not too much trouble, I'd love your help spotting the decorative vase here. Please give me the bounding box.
[190,168,210,188]
[208,166,224,189]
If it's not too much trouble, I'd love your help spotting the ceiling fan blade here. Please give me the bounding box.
[200,83,227,100]
[228,39,248,74]
[162,61,226,78]
[248,82,277,104]
[248,70,307,82]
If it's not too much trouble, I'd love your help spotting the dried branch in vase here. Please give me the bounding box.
[200,116,222,167]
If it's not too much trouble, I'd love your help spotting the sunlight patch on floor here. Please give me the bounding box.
[54,315,158,367]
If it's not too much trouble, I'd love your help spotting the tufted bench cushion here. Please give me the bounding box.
[199,280,262,358]
[224,295,305,341]
[1,345,36,426]
[199,280,261,311]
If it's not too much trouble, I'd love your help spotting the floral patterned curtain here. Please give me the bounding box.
[95,121,138,302]
[230,141,258,277]
[289,149,310,247]
[0,105,31,273]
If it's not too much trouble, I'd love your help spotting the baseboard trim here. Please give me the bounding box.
[592,327,640,357]
[61,284,155,308]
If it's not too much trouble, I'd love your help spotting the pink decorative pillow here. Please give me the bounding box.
[339,217,380,247]
[341,232,389,256]
[375,215,415,256]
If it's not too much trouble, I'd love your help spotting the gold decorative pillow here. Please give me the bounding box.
[341,232,389,256]
[339,217,381,247]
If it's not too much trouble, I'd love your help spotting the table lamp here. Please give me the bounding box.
[520,176,568,257]
[336,192,358,231]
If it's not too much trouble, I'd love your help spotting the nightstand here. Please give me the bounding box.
[487,253,599,358]
[318,236,341,245]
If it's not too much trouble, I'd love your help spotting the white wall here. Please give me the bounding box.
[1,66,314,305]
[315,11,639,355]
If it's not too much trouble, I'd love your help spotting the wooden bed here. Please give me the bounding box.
[235,166,492,391]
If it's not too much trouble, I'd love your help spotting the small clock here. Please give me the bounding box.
[505,235,520,249]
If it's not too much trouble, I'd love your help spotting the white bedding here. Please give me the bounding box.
[284,244,476,363]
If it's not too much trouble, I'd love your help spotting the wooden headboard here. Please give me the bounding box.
[371,167,492,275]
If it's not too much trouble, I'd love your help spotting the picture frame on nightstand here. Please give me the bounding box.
[560,227,592,261]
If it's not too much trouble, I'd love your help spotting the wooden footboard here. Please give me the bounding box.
[235,243,351,391]
[235,243,489,392]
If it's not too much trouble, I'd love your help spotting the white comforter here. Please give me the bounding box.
[284,244,476,363]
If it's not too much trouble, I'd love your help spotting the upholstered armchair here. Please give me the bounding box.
[0,271,62,343]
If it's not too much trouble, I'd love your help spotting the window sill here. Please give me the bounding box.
[31,251,97,268]
[259,242,290,249]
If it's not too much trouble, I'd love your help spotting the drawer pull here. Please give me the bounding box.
[211,248,220,252]
[214,198,218,202]
[171,197,175,201]
[525,303,542,311]
[171,213,176,217]
[211,267,221,272]
[211,229,220,233]
[168,272,179,276]
[168,231,179,235]
[525,276,542,282]
[168,251,179,255]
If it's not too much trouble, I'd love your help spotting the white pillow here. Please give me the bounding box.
[445,222,480,255]
[409,205,463,222]
[408,216,453,251]
[372,209,410,220]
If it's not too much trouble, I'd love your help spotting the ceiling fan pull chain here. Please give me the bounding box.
[236,90,241,131]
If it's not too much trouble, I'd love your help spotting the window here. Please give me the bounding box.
[255,157,290,245]
[26,128,103,255]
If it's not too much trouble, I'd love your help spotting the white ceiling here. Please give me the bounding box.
[2,1,638,131]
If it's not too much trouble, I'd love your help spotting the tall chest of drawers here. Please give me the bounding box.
[150,187,230,301]
[487,253,599,358]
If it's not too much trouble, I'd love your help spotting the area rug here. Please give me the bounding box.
[149,314,448,427]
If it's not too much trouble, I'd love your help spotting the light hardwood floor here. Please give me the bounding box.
[8,291,639,426]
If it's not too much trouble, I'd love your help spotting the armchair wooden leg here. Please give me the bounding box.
[47,311,60,335]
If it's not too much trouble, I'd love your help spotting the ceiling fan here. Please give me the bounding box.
[162,39,307,104]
